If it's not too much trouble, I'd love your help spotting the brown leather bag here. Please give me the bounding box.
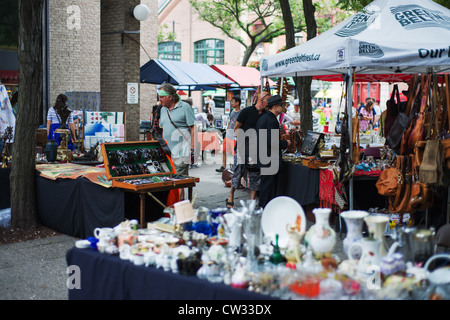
[441,74,450,169]
[410,155,432,211]
[403,75,431,155]
[400,75,424,155]
[387,155,417,213]
[376,162,403,196]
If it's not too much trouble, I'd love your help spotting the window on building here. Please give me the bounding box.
[158,41,181,61]
[194,39,224,65]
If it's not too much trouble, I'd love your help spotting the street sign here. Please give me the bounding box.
[127,83,139,104]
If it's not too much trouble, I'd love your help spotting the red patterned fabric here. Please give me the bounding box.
[319,169,343,214]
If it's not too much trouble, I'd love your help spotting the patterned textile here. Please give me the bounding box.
[319,169,344,214]
[0,85,15,142]
[66,91,101,111]
[36,163,111,188]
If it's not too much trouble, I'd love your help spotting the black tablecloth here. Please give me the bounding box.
[36,174,125,238]
[0,167,11,210]
[66,247,275,300]
[276,161,319,206]
[36,174,168,238]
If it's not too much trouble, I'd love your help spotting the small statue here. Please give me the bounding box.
[56,106,72,130]
[1,126,13,167]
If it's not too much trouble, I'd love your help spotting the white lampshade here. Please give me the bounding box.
[133,4,150,21]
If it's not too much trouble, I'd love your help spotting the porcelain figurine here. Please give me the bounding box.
[305,208,336,259]
[284,224,304,268]
[340,210,368,260]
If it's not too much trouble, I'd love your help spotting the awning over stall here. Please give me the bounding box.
[211,64,275,88]
[140,59,235,88]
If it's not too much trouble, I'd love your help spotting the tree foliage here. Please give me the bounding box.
[190,0,304,66]
[0,0,19,49]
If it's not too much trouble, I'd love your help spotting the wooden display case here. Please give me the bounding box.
[101,141,199,191]
[101,141,200,226]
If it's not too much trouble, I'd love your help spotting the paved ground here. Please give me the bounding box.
[0,158,351,300]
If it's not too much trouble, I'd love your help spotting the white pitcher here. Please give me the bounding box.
[348,238,382,275]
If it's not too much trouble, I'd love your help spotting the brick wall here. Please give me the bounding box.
[139,0,158,125]
[48,0,158,141]
[101,0,143,141]
[48,0,101,107]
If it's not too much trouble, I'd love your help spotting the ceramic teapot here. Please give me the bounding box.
[348,238,382,275]
[423,254,450,285]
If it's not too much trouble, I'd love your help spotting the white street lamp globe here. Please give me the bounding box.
[133,4,150,21]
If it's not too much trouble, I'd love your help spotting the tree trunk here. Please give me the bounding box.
[279,0,295,49]
[297,0,317,134]
[10,0,44,229]
[241,42,257,66]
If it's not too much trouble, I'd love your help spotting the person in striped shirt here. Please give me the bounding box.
[46,94,76,151]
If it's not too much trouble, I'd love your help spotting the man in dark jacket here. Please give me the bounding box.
[256,95,291,208]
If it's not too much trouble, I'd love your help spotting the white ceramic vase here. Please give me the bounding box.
[364,215,389,257]
[305,208,336,259]
[340,210,368,260]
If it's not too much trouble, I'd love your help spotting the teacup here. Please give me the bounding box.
[97,241,109,254]
[94,227,115,239]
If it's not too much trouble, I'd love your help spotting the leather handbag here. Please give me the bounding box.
[384,84,401,138]
[376,160,403,196]
[388,155,406,212]
[419,74,444,186]
[388,76,427,153]
[400,75,425,155]
[410,158,432,211]
[440,74,450,170]
[387,155,415,213]
[419,139,443,186]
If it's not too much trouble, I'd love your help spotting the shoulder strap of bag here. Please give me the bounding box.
[166,108,190,143]
[445,74,450,132]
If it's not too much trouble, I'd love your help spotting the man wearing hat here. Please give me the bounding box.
[256,95,291,208]
[225,90,270,208]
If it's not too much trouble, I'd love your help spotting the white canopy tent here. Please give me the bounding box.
[260,0,450,210]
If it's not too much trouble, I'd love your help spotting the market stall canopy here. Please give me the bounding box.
[211,64,276,88]
[140,59,235,88]
[260,0,450,80]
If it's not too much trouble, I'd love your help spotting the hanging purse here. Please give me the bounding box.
[440,74,450,170]
[384,84,401,138]
[410,157,433,211]
[419,74,444,186]
[400,75,424,155]
[394,155,414,213]
[335,78,346,134]
[376,158,403,196]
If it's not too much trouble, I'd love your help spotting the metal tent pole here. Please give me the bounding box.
[347,67,355,210]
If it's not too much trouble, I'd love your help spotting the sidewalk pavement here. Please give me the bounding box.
[0,160,347,300]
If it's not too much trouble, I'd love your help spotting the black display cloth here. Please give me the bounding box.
[276,161,320,205]
[36,174,168,238]
[36,173,125,239]
[66,247,275,300]
[0,167,11,210]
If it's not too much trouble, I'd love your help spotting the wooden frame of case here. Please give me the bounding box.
[101,141,199,192]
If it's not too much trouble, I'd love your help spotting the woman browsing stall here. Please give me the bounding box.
[359,100,374,132]
[46,94,77,151]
